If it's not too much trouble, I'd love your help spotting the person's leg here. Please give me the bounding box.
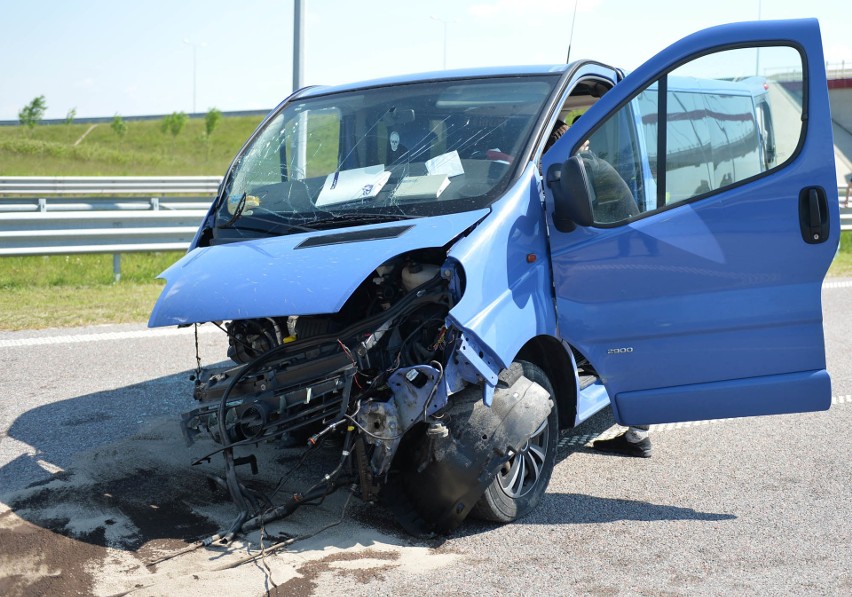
[591,425,652,457]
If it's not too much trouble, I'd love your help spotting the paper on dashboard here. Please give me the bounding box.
[316,165,391,207]
[393,174,450,199]
[425,150,464,178]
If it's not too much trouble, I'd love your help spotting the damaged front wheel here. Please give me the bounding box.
[472,361,558,523]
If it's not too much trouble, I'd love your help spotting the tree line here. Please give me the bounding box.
[17,95,223,142]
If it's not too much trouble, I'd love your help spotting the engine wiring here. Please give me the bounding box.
[144,475,357,572]
[344,415,406,442]
[170,260,460,561]
[211,487,356,573]
[185,323,369,548]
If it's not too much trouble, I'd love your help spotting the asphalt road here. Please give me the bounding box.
[0,281,850,596]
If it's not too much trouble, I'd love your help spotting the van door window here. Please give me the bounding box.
[581,45,804,225]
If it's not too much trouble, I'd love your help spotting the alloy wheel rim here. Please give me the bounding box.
[496,417,549,498]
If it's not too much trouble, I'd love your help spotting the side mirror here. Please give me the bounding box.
[546,155,594,232]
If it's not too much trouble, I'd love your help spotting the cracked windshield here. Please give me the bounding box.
[214,76,557,238]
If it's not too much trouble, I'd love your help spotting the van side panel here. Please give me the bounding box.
[447,164,559,371]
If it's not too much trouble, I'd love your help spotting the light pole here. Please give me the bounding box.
[755,0,762,75]
[183,39,206,114]
[293,0,305,91]
[431,16,457,70]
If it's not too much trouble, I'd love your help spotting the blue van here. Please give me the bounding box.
[149,19,839,533]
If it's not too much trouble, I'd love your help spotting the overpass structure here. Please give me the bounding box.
[829,74,852,191]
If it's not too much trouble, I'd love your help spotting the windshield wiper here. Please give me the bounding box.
[221,192,247,227]
[218,198,319,234]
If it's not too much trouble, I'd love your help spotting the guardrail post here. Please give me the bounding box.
[150,197,160,210]
[113,254,121,282]
[38,198,46,212]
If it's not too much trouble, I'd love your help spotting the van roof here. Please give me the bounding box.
[297,64,571,99]
[293,64,768,103]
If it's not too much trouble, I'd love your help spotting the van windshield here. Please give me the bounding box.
[214,75,558,237]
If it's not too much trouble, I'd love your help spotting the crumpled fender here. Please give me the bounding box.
[444,164,559,403]
[398,366,553,533]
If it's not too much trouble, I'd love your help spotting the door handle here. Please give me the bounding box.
[798,187,829,244]
[807,189,822,238]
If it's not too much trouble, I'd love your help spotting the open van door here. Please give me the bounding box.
[542,19,839,425]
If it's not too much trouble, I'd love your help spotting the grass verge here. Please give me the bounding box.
[828,230,852,277]
[0,284,165,331]
[0,252,181,331]
[0,116,262,176]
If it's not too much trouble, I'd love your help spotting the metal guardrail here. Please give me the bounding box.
[0,175,220,197]
[0,176,220,279]
[840,185,852,232]
[0,211,210,255]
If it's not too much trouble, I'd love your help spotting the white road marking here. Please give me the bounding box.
[0,325,220,349]
[823,279,852,289]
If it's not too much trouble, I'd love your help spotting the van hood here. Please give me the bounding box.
[148,210,488,328]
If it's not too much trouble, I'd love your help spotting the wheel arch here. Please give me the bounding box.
[516,335,578,429]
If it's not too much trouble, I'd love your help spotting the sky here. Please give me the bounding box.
[0,0,849,121]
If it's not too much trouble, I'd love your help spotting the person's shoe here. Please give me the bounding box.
[591,433,652,458]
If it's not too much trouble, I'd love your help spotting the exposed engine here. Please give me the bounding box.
[181,248,553,537]
[184,247,450,446]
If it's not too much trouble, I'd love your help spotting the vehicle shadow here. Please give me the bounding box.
[555,401,621,464]
[524,492,737,525]
[0,369,733,564]
[451,492,736,542]
[444,407,737,539]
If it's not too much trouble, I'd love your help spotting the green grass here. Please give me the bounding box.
[0,252,182,288]
[0,116,262,176]
[828,230,852,277]
[0,253,182,331]
[0,284,166,330]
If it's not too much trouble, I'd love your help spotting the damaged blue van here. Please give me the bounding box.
[149,19,839,534]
